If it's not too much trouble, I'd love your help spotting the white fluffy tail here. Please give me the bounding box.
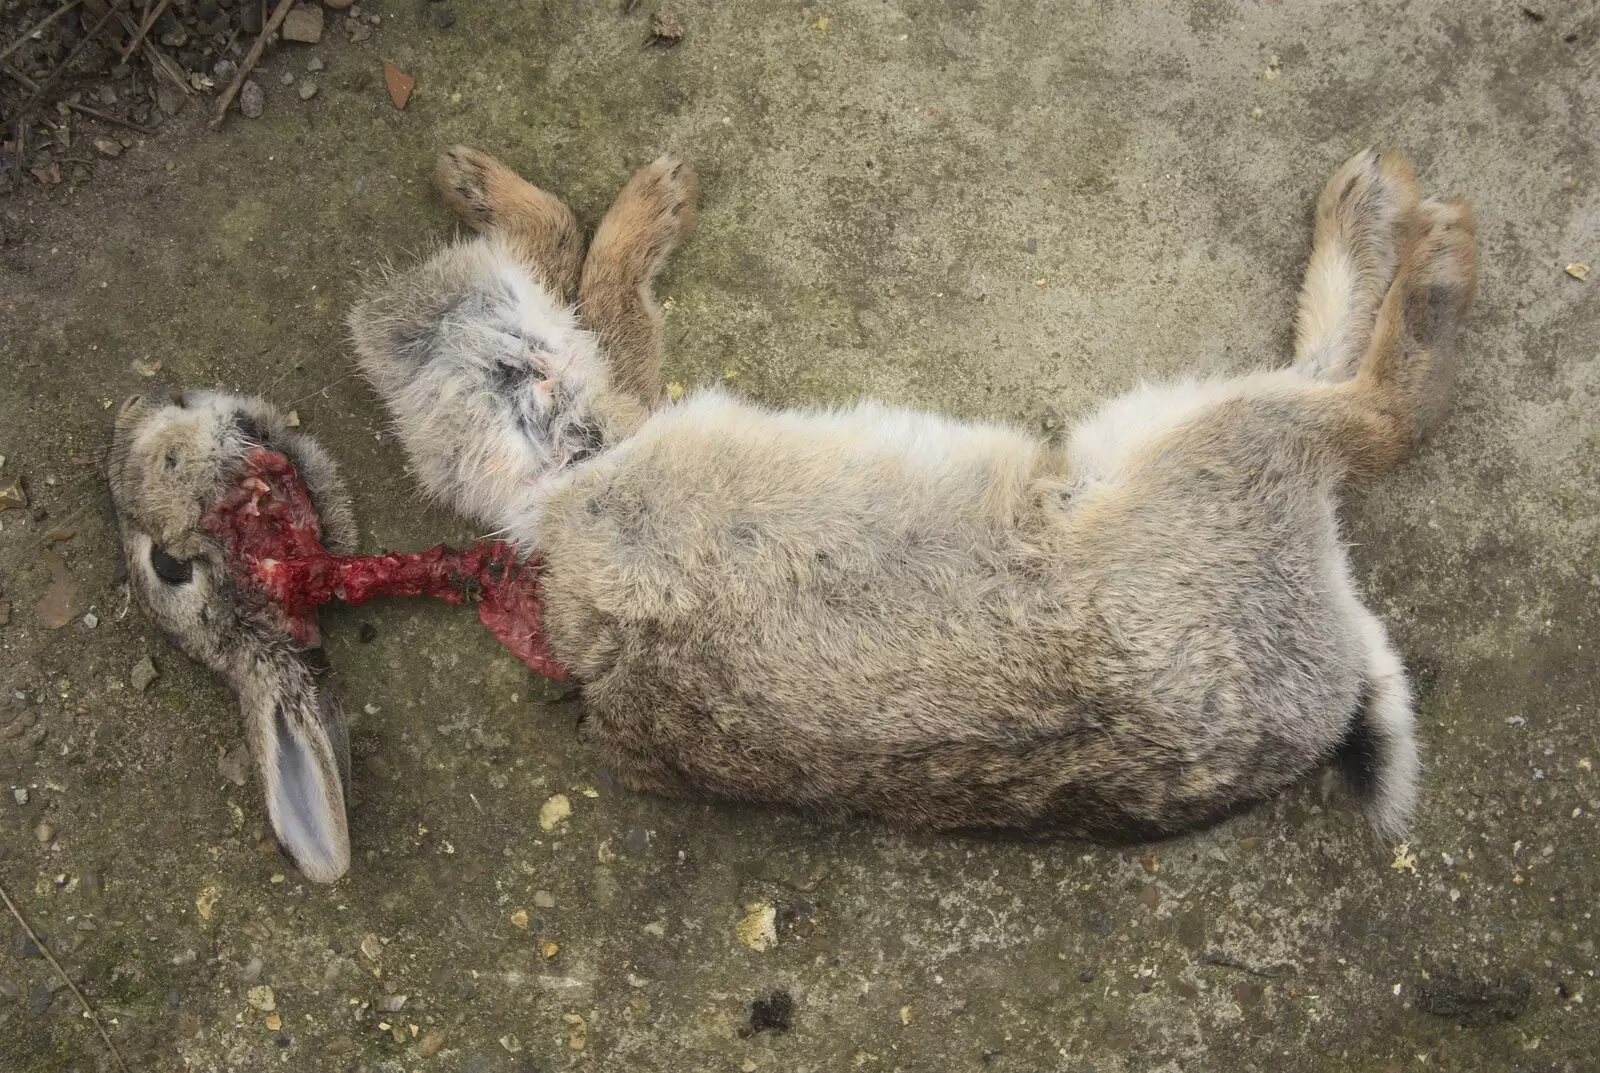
[1337,609,1421,840]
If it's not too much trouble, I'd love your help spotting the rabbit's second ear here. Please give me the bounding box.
[243,662,351,884]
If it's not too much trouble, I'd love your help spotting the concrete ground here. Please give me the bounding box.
[2,1,1597,1070]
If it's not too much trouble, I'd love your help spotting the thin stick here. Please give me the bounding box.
[0,878,131,1073]
[106,6,188,93]
[2,60,41,90]
[118,0,170,62]
[0,0,83,66]
[210,0,295,131]
[63,100,160,135]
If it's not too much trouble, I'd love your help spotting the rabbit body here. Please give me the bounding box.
[347,147,1477,841]
[533,375,1384,839]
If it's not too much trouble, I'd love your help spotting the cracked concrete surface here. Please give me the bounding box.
[1,1,1596,1070]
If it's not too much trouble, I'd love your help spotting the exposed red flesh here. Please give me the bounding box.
[201,448,568,680]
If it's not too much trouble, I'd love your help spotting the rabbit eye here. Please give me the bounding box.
[149,546,194,585]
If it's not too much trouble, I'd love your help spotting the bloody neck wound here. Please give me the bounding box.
[202,448,568,680]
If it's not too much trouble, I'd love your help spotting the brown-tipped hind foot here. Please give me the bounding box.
[589,155,699,280]
[1295,148,1423,379]
[434,145,586,299]
[1353,190,1477,458]
[1407,197,1478,338]
[1317,149,1421,271]
[578,155,700,407]
[1397,196,1477,438]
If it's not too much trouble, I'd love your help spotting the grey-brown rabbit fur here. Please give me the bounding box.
[358,147,1472,842]
[107,391,357,882]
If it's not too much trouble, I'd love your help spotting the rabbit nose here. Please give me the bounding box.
[169,390,189,408]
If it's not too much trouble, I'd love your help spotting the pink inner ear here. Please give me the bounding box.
[203,448,568,680]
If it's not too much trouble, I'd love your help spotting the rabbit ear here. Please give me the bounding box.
[242,658,351,884]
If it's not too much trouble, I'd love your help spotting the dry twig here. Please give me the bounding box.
[211,0,296,130]
[119,0,171,62]
[105,5,189,92]
[63,100,160,135]
[0,0,83,66]
[0,877,131,1073]
[2,60,41,91]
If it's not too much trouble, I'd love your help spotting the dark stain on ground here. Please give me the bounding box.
[1420,974,1533,1026]
[744,989,795,1036]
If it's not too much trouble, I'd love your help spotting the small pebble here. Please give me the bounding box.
[377,993,407,1012]
[533,890,555,909]
[12,788,27,805]
[307,56,325,72]
[299,81,318,100]
[82,612,98,628]
[218,744,251,787]
[247,985,276,1012]
[131,655,159,692]
[281,71,296,86]
[650,8,685,46]
[240,80,265,119]
[241,957,264,983]
[27,985,52,1017]
[92,138,121,159]
[281,4,325,44]
[34,822,53,843]
[539,794,572,831]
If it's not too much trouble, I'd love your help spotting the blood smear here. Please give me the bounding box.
[202,448,568,680]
